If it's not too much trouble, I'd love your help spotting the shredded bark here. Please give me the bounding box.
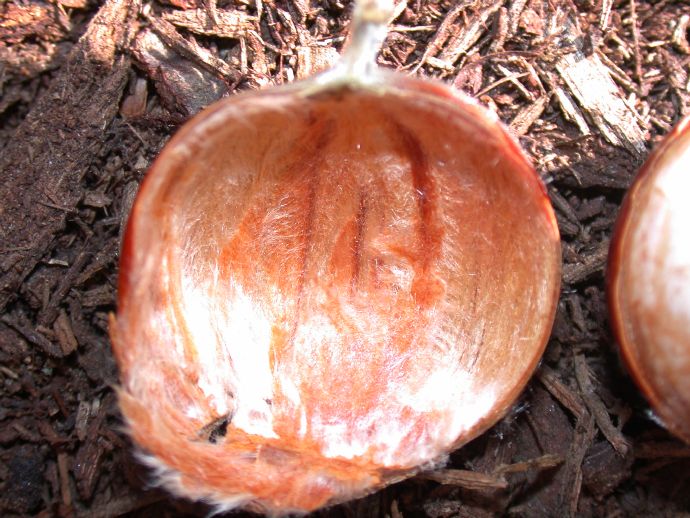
[0,0,139,313]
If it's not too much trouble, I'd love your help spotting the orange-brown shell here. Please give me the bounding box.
[608,116,690,444]
[112,75,561,514]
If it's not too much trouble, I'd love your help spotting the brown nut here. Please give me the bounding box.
[111,72,561,514]
[608,116,690,444]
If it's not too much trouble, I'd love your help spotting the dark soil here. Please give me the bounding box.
[1,0,689,517]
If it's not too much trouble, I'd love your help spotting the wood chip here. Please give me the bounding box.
[0,40,69,87]
[672,14,690,54]
[596,49,639,94]
[537,365,588,420]
[507,0,528,37]
[562,240,610,284]
[510,94,549,135]
[37,420,68,447]
[1,315,63,357]
[494,454,564,474]
[419,468,508,490]
[163,7,255,38]
[39,246,91,326]
[549,187,581,227]
[574,354,630,456]
[552,83,591,136]
[426,56,455,71]
[53,309,78,355]
[146,14,241,85]
[57,452,72,507]
[559,412,596,517]
[73,396,109,500]
[80,285,113,308]
[75,400,91,442]
[488,6,508,52]
[565,293,588,333]
[118,182,139,250]
[438,0,504,65]
[11,421,43,443]
[83,191,113,209]
[75,239,118,286]
[599,0,614,30]
[74,438,105,500]
[55,0,90,7]
[296,45,340,79]
[246,30,270,80]
[628,0,643,82]
[133,28,230,116]
[557,51,646,155]
[0,4,65,44]
[416,3,468,68]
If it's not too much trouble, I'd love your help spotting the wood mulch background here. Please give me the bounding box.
[1,0,689,516]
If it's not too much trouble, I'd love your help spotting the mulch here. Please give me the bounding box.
[1,0,689,516]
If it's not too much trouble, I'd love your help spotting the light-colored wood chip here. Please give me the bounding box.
[672,14,690,54]
[553,85,591,135]
[296,45,340,79]
[425,56,455,71]
[557,51,646,155]
[599,0,614,30]
[510,94,549,135]
[75,400,91,442]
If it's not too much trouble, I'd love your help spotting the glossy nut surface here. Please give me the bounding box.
[608,116,690,444]
[111,75,561,513]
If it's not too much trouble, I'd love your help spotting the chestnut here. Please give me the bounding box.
[111,1,561,513]
[608,116,690,444]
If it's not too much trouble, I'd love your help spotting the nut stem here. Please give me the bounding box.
[339,0,394,78]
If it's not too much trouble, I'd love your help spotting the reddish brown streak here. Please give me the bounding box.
[296,168,318,303]
[394,122,444,307]
[350,192,368,291]
[284,118,334,361]
[298,118,335,292]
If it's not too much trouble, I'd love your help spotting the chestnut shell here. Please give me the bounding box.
[112,75,561,513]
[608,116,690,444]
